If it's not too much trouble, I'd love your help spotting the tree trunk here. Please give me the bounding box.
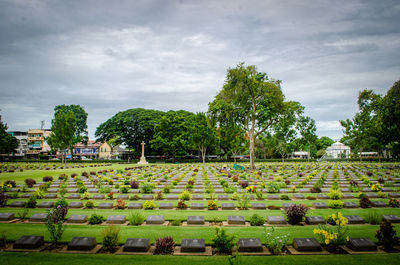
[308,143,311,162]
[282,154,285,163]
[249,129,256,170]
[200,146,206,164]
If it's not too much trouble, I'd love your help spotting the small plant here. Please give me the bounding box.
[0,231,6,247]
[119,185,129,194]
[45,206,66,245]
[388,198,400,208]
[154,236,175,255]
[85,200,95,208]
[179,190,192,201]
[207,200,218,210]
[129,194,140,201]
[375,220,399,250]
[213,227,235,254]
[54,198,68,219]
[25,195,37,208]
[143,200,156,210]
[238,193,250,210]
[0,193,9,207]
[101,226,120,251]
[314,212,348,252]
[285,204,308,225]
[24,178,36,188]
[156,191,164,200]
[249,214,265,226]
[280,195,290,200]
[162,185,171,194]
[43,176,53,182]
[107,191,114,199]
[116,199,126,209]
[177,200,188,209]
[171,220,181,226]
[88,214,105,225]
[328,200,344,209]
[365,211,382,225]
[359,196,372,208]
[128,211,145,225]
[266,182,280,193]
[140,182,154,194]
[17,208,30,220]
[239,181,249,189]
[263,226,289,254]
[130,180,139,189]
[78,185,88,194]
[255,191,263,200]
[328,189,343,200]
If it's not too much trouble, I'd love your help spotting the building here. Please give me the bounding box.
[291,151,309,159]
[26,129,51,157]
[73,140,101,159]
[7,131,28,158]
[325,142,351,159]
[99,142,112,159]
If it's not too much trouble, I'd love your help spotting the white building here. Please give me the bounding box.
[291,151,309,159]
[325,142,351,159]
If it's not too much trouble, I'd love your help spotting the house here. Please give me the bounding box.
[73,140,101,159]
[98,142,112,159]
[26,129,51,157]
[325,142,351,159]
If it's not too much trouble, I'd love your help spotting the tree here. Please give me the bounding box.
[297,116,318,161]
[54,105,88,158]
[95,108,163,157]
[150,110,195,160]
[188,112,216,163]
[47,110,78,163]
[272,101,304,162]
[0,119,18,156]
[316,136,334,151]
[382,80,400,157]
[209,63,286,169]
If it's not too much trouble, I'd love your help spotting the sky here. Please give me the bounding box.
[0,0,399,141]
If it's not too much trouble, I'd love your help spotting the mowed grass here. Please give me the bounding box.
[0,163,128,183]
[1,222,399,244]
[1,252,400,265]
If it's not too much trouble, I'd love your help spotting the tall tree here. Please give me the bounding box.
[150,110,195,160]
[209,62,286,169]
[47,110,78,163]
[54,105,88,144]
[382,80,400,156]
[95,108,163,156]
[296,116,318,161]
[188,112,216,163]
[0,119,18,156]
[272,101,303,162]
[316,136,335,151]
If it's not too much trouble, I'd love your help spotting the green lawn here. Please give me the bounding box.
[1,252,400,265]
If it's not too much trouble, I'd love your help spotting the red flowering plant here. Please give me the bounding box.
[107,191,114,199]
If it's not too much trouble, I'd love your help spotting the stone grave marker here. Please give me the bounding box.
[68,215,88,223]
[305,216,325,225]
[190,203,204,209]
[128,203,143,209]
[228,216,245,225]
[238,238,263,252]
[192,195,204,200]
[317,194,329,200]
[344,215,365,224]
[166,195,179,200]
[371,201,386,207]
[44,194,57,199]
[181,238,205,252]
[267,195,279,200]
[67,237,97,251]
[221,203,235,210]
[123,238,150,252]
[251,203,266,209]
[38,201,54,208]
[29,213,47,222]
[107,215,126,224]
[117,195,129,200]
[218,195,229,200]
[0,212,14,221]
[293,238,322,251]
[69,202,83,208]
[313,202,328,209]
[93,194,105,200]
[159,202,173,209]
[146,215,164,224]
[141,195,153,200]
[267,216,286,224]
[346,238,377,251]
[382,215,400,223]
[282,203,295,209]
[68,194,81,199]
[9,201,25,207]
[13,235,44,249]
[98,202,113,209]
[187,216,204,225]
[344,202,358,208]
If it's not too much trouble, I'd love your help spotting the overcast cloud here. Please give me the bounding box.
[0,0,399,140]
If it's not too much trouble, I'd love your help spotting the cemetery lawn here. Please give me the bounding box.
[1,252,400,265]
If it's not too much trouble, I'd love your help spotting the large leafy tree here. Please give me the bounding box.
[54,105,88,144]
[188,112,216,163]
[95,108,163,156]
[382,80,400,156]
[316,136,335,151]
[272,101,304,162]
[209,63,286,169]
[0,119,18,155]
[150,110,195,160]
[296,116,318,161]
[47,110,78,163]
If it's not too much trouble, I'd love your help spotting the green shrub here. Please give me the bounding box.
[101,226,120,251]
[250,214,265,226]
[25,195,36,208]
[328,189,343,200]
[45,207,66,245]
[365,211,382,225]
[179,190,192,201]
[129,194,140,201]
[375,220,399,250]
[85,200,95,208]
[154,236,175,255]
[388,198,400,208]
[128,211,145,225]
[143,200,156,210]
[328,200,344,209]
[140,182,154,194]
[263,226,289,254]
[88,214,105,225]
[212,227,235,254]
[280,195,290,200]
[171,220,181,226]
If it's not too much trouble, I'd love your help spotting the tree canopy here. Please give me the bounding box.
[54,104,88,143]
[0,119,18,155]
